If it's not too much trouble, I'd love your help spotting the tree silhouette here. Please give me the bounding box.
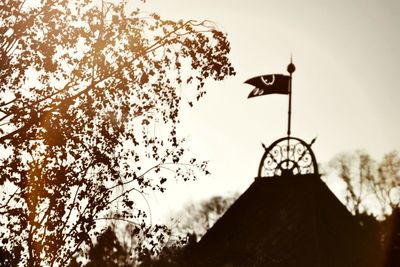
[329,151,400,216]
[0,0,235,266]
[329,151,400,266]
[136,194,239,266]
[138,233,197,267]
[81,194,237,267]
[173,194,238,240]
[83,226,131,267]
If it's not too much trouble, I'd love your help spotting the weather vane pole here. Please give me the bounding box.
[287,57,296,137]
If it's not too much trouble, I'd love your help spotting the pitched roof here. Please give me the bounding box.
[192,174,375,267]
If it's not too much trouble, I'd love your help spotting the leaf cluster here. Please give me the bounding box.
[0,0,235,266]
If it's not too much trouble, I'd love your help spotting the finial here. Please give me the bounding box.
[287,55,295,74]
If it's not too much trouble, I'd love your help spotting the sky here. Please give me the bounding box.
[131,0,400,220]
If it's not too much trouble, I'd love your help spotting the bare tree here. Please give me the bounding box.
[173,194,238,240]
[329,151,400,216]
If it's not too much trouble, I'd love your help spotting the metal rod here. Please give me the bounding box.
[286,59,295,168]
[286,74,292,167]
[287,73,292,137]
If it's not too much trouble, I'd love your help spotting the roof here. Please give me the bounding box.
[192,174,375,267]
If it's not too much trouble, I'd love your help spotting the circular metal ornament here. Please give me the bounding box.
[258,137,318,177]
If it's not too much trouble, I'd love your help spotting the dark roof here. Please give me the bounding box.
[192,174,375,267]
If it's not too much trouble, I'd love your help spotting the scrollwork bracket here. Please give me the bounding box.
[257,137,318,177]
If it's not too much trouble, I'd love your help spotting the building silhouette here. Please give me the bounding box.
[190,137,377,267]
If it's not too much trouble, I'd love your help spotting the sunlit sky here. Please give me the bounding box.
[132,0,400,221]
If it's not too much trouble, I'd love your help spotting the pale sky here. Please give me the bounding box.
[132,0,400,221]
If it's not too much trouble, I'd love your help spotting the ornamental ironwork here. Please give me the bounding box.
[257,137,318,177]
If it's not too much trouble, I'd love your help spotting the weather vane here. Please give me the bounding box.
[245,59,318,177]
[244,58,295,137]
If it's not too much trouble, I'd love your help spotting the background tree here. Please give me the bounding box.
[82,226,131,267]
[82,194,238,266]
[133,194,238,267]
[329,151,400,216]
[137,233,197,267]
[67,218,179,267]
[328,151,400,267]
[171,193,238,241]
[0,0,235,266]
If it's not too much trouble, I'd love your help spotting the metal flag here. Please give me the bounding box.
[245,74,290,98]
